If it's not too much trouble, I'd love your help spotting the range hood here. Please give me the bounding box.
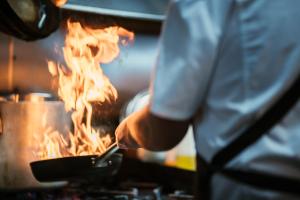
[62,0,169,21]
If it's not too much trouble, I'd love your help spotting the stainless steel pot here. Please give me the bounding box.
[0,100,71,189]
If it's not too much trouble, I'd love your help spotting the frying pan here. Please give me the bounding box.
[30,143,120,182]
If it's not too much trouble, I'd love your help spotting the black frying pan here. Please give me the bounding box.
[30,143,120,182]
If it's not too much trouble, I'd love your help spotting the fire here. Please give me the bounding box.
[38,21,133,160]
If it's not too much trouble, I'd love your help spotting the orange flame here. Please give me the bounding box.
[38,21,133,160]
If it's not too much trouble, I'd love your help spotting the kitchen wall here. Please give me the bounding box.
[0,13,161,106]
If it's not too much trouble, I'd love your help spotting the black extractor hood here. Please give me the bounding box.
[62,0,169,21]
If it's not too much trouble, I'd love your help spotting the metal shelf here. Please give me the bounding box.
[62,0,169,21]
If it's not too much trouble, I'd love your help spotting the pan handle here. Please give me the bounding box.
[95,142,119,167]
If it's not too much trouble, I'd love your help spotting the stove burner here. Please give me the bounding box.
[168,190,194,200]
[0,157,195,200]
[0,181,193,200]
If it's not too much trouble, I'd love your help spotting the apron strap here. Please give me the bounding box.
[195,0,300,198]
[195,65,300,199]
[195,155,212,200]
[221,168,300,196]
[211,66,300,167]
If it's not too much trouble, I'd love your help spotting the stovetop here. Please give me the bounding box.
[0,157,195,200]
[0,181,194,200]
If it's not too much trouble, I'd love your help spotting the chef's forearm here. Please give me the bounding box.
[125,106,157,150]
[124,105,190,151]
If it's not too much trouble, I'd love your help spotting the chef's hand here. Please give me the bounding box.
[115,114,141,149]
[116,104,190,151]
[51,0,67,7]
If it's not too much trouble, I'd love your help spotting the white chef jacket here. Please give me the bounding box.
[150,0,300,199]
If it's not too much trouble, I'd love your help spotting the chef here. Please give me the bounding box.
[115,0,300,199]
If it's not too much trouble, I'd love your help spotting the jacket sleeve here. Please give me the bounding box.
[150,0,224,120]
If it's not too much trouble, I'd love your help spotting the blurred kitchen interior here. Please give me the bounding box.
[0,0,196,170]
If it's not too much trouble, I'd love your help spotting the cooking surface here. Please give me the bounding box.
[0,157,195,199]
[0,181,192,200]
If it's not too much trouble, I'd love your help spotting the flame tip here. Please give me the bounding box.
[40,21,133,159]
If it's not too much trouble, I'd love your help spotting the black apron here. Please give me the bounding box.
[195,63,300,199]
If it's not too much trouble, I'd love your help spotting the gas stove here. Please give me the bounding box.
[0,157,195,200]
[0,181,193,200]
[1,183,193,200]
